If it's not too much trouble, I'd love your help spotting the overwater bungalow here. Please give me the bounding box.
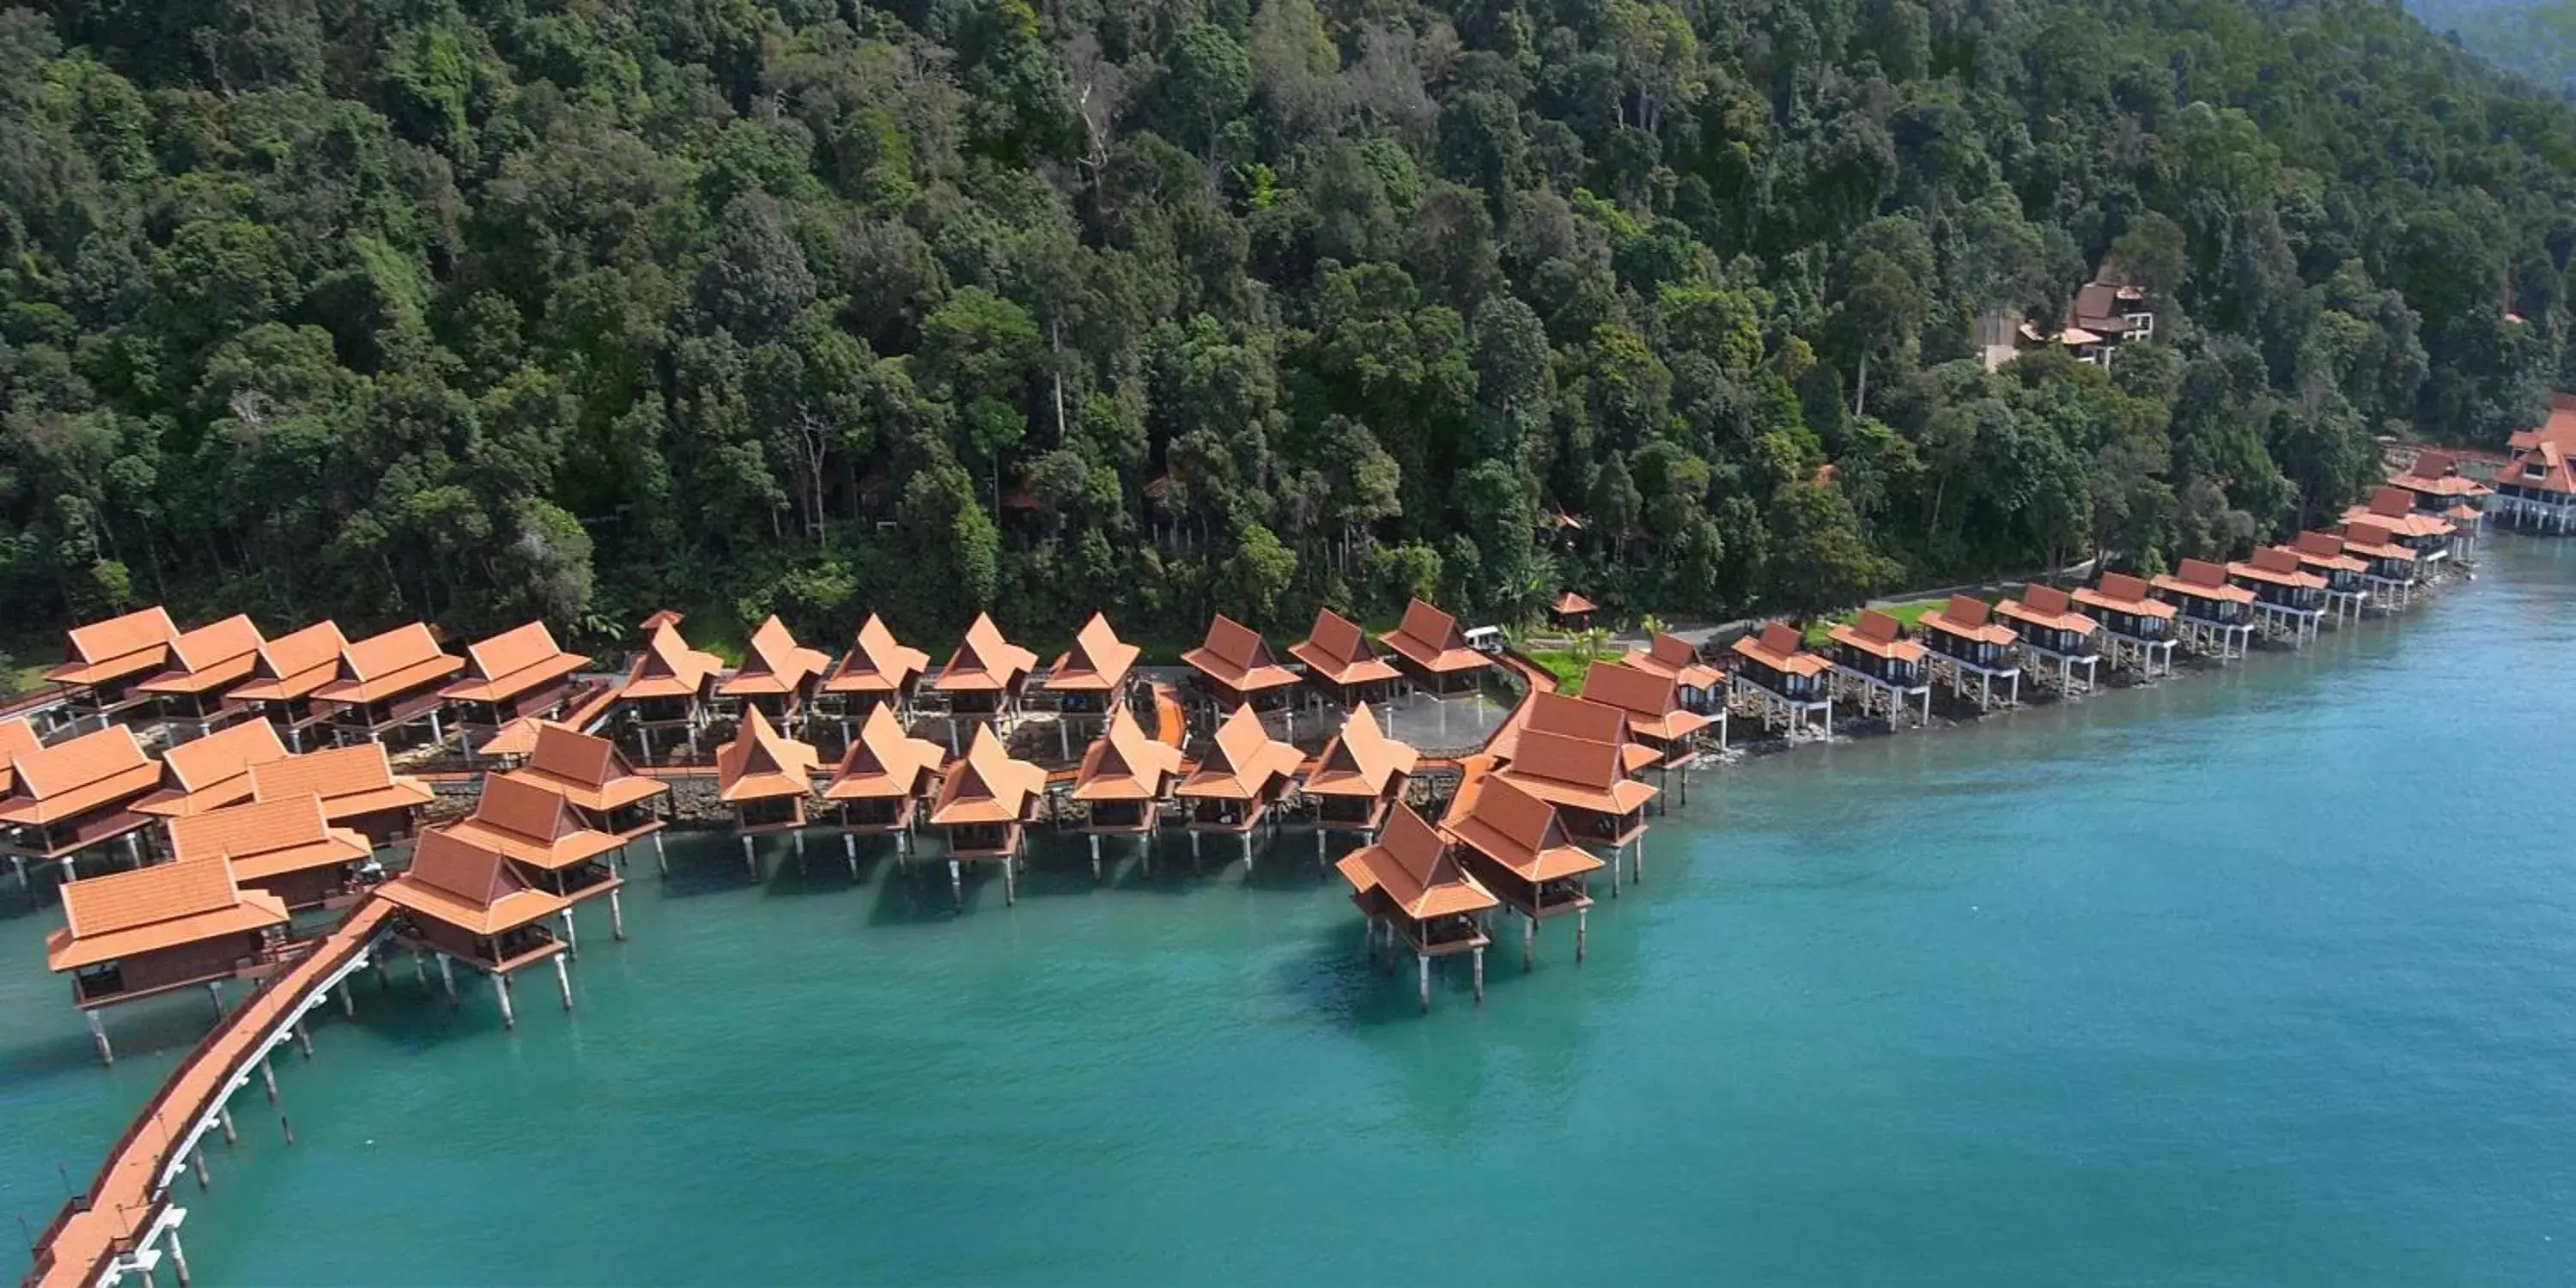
[2342,487,2458,568]
[168,794,374,914]
[1580,663,1712,797]
[0,725,161,883]
[716,615,831,730]
[2071,573,2178,677]
[132,718,289,826]
[46,606,179,729]
[2495,416,2576,532]
[246,744,434,850]
[1994,585,2101,693]
[2291,531,2372,622]
[2227,547,2328,647]
[1044,612,1142,759]
[714,707,821,878]
[1067,706,1184,878]
[1916,596,2023,708]
[1619,633,1724,718]
[1443,769,1600,969]
[2148,560,2257,660]
[501,724,672,873]
[1494,726,1656,895]
[1175,705,1302,872]
[133,615,264,737]
[379,829,573,1029]
[818,614,931,729]
[1182,614,1302,720]
[1379,598,1494,699]
[45,860,291,1063]
[1728,623,1832,738]
[440,621,592,749]
[2390,453,2490,550]
[1336,804,1499,1012]
[222,620,349,750]
[1303,703,1419,865]
[1289,608,1404,716]
[440,775,629,949]
[927,725,1045,908]
[933,613,1036,754]
[2337,519,2421,611]
[617,612,726,761]
[313,623,465,748]
[1547,592,1598,632]
[1822,611,1931,732]
[820,703,945,876]
[1508,691,1661,778]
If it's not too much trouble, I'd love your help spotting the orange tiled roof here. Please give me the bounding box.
[620,621,725,702]
[823,704,947,801]
[2340,488,2456,541]
[714,707,820,805]
[46,859,289,971]
[1335,804,1498,921]
[47,606,179,689]
[933,613,1037,694]
[716,616,831,699]
[0,717,38,797]
[315,623,465,706]
[1303,703,1419,799]
[227,620,350,703]
[1287,608,1401,687]
[2228,545,2325,591]
[2338,519,2419,564]
[247,744,434,821]
[929,724,1045,825]
[476,716,552,759]
[1047,613,1142,694]
[1619,633,1720,690]
[1580,662,1714,743]
[1994,584,2099,636]
[1068,706,1185,803]
[1487,690,1656,774]
[378,829,568,937]
[2395,453,2491,499]
[1496,727,1658,816]
[134,720,289,818]
[168,794,371,881]
[440,621,592,705]
[1182,615,1298,695]
[1917,594,2020,645]
[2151,559,2257,606]
[2073,572,2179,620]
[1731,623,1830,678]
[502,724,670,815]
[1441,770,1601,884]
[2291,531,2368,574]
[1550,591,1597,616]
[1826,610,1929,665]
[2505,439,2576,497]
[440,775,623,872]
[1380,599,1492,676]
[1176,705,1303,803]
[134,615,264,697]
[821,614,931,696]
[0,726,159,826]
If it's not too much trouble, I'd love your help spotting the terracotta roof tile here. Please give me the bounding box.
[0,726,158,826]
[135,615,264,696]
[621,621,726,701]
[1619,633,1720,690]
[1048,613,1143,694]
[1827,610,1930,664]
[1182,615,1298,694]
[228,621,349,702]
[1440,771,1601,884]
[2228,546,2324,590]
[503,725,670,815]
[717,616,831,698]
[168,794,371,879]
[1550,591,1597,616]
[1496,728,1658,816]
[1917,595,2020,646]
[933,613,1037,694]
[1994,584,2099,636]
[1068,706,1185,803]
[443,775,623,871]
[1177,705,1304,802]
[316,623,465,705]
[2074,573,2179,620]
[1731,623,1831,678]
[929,724,1045,825]
[1579,663,1714,743]
[0,717,38,796]
[248,745,434,821]
[380,829,567,937]
[1334,804,1498,920]
[822,615,930,696]
[2152,559,2257,606]
[1380,599,1492,676]
[1303,704,1420,799]
[47,860,288,971]
[1287,608,1402,686]
[714,707,821,804]
[824,704,948,801]
[441,621,592,705]
[135,720,290,817]
[48,606,179,687]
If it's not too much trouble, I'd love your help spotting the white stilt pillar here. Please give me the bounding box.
[438,952,457,1004]
[844,832,860,878]
[741,835,758,879]
[494,971,516,1029]
[553,954,573,1011]
[1417,952,1431,1013]
[793,829,808,876]
[609,888,626,941]
[86,1008,112,1066]
[1473,945,1485,1004]
[1523,909,1535,971]
[1089,833,1102,881]
[949,858,963,909]
[560,908,579,957]
[653,831,669,878]
[166,1228,192,1287]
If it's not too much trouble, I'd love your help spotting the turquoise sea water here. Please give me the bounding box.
[7,542,2576,1285]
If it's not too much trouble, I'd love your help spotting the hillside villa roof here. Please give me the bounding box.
[1495,727,1658,816]
[47,606,179,689]
[714,708,820,805]
[248,744,434,821]
[168,795,371,882]
[2394,452,2491,499]
[135,615,265,697]
[1995,584,2099,636]
[2506,439,2576,496]
[440,775,623,872]
[1619,633,1720,690]
[1549,591,1597,617]
[2151,559,2257,606]
[2292,531,2368,574]
[502,725,670,814]
[0,726,159,827]
[314,623,465,706]
[1177,705,1303,803]
[1917,595,2020,646]
[717,616,831,699]
[1303,704,1419,799]
[2073,572,2178,620]
[1380,598,1491,676]
[227,620,350,703]
[1287,608,1401,687]
[1484,690,1657,774]
[1826,610,1929,665]
[1441,771,1601,884]
[1068,707,1186,803]
[621,620,726,702]
[134,719,289,818]
[823,704,947,801]
[2338,519,2417,564]
[933,614,1037,694]
[2229,545,2325,591]
[2340,487,2455,541]
[1580,663,1714,744]
[378,829,568,938]
[0,718,39,797]
[46,860,289,972]
[929,725,1045,825]
[822,615,931,697]
[1182,615,1299,695]
[1336,804,1498,921]
[1732,623,1830,678]
[1047,613,1142,694]
[441,621,592,706]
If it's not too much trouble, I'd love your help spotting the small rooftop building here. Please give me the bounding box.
[1303,703,1419,864]
[1494,726,1656,893]
[441,775,629,948]
[47,606,179,728]
[133,615,264,736]
[716,615,832,728]
[440,622,592,745]
[247,744,435,848]
[714,707,821,878]
[1182,614,1301,720]
[168,794,374,913]
[1175,705,1303,874]
[1728,623,1832,739]
[2071,573,2178,677]
[617,614,726,761]
[222,620,349,750]
[2148,560,2256,660]
[1336,804,1499,1012]
[933,613,1037,752]
[313,623,465,748]
[1580,663,1713,798]
[927,724,1046,908]
[2227,547,2328,647]
[1916,596,2023,708]
[1994,585,2101,693]
[1546,592,1597,632]
[133,718,289,824]
[1443,769,1601,970]
[1379,599,1494,698]
[2337,519,2421,611]
[46,859,291,1062]
[379,829,572,1028]
[1067,706,1185,878]
[819,614,932,727]
[820,704,945,876]
[1822,611,1931,732]
[501,723,672,874]
[1045,612,1143,758]
[1289,608,1403,716]
[2342,487,2458,567]
[2291,532,2372,623]
[0,725,161,882]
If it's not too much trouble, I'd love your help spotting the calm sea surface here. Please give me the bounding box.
[6,542,2576,1286]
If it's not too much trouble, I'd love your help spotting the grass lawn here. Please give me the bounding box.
[1802,598,1953,647]
[1521,647,1593,695]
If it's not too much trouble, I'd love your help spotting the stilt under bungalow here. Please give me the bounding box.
[1820,611,1933,732]
[500,723,673,875]
[1440,769,1601,969]
[819,704,945,877]
[2072,573,2179,677]
[2291,532,2373,623]
[2227,547,2328,647]
[1335,804,1499,1012]
[2336,519,2421,612]
[1181,614,1303,726]
[1994,585,2102,693]
[132,718,289,833]
[311,623,465,749]
[378,830,574,1028]
[439,622,592,753]
[247,744,435,850]
[1042,613,1143,761]
[440,775,630,946]
[926,725,1046,908]
[44,860,292,1064]
[2148,560,2256,660]
[1728,624,1832,739]
[1067,707,1184,880]
[1287,608,1405,720]
[932,613,1036,756]
[46,606,179,731]
[1174,705,1303,877]
[0,725,163,885]
[1492,723,1657,893]
[132,615,264,738]
[220,620,349,752]
[168,795,375,913]
[1378,598,1496,705]
[1302,703,1420,870]
[613,611,726,762]
[818,613,931,732]
[716,615,831,732]
[1916,596,2025,706]
[714,708,822,881]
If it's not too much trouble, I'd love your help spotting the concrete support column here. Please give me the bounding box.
[191,1146,210,1191]
[793,830,808,877]
[949,858,963,909]
[438,952,458,1005]
[1242,830,1254,877]
[294,1023,312,1060]
[258,1057,278,1103]
[1089,833,1102,881]
[609,888,627,941]
[1523,910,1536,971]
[219,1103,238,1146]
[844,833,860,879]
[553,954,574,1012]
[1576,907,1589,962]
[86,1009,112,1066]
[1473,946,1485,1005]
[167,1227,192,1288]
[1004,853,1018,907]
[493,971,517,1029]
[206,981,227,1019]
[741,835,758,880]
[1315,829,1326,873]
[1417,952,1431,1013]
[338,985,355,1020]
[561,908,580,958]
[653,831,669,878]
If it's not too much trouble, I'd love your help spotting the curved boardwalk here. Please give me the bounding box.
[24,900,393,1288]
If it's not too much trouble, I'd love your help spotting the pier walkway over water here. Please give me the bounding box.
[23,900,394,1288]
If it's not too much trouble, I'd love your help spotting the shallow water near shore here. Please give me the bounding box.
[7,541,2576,1285]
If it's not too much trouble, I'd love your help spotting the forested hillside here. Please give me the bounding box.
[3,0,2573,650]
